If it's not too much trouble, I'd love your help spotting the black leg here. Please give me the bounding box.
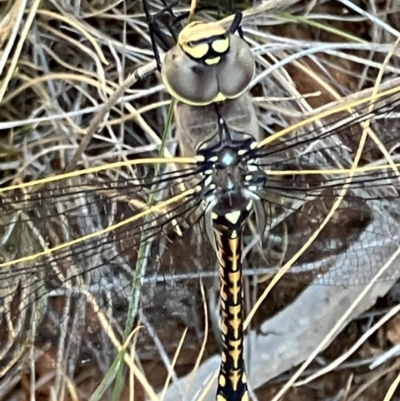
[228,11,243,35]
[142,0,163,70]
[237,24,245,40]
[157,0,181,41]
[151,22,173,49]
[142,0,182,70]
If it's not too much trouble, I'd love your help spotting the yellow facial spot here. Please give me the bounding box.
[242,373,247,383]
[179,21,225,43]
[178,21,228,62]
[212,38,229,54]
[184,42,209,59]
[205,56,221,65]
[217,395,227,401]
[219,374,226,387]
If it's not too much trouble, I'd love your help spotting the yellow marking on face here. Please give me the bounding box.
[212,212,219,220]
[179,21,225,44]
[183,42,208,59]
[205,56,221,65]
[217,395,226,401]
[212,38,229,53]
[242,373,247,383]
[178,21,228,63]
[221,352,227,363]
[219,374,226,387]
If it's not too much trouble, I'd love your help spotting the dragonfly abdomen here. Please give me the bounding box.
[212,208,252,401]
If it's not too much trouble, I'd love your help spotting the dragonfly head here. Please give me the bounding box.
[162,12,254,106]
[178,21,230,66]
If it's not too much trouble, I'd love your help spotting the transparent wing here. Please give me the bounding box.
[2,88,400,380]
[249,88,400,286]
[0,159,221,373]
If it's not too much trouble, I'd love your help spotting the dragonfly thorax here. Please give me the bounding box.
[210,147,251,213]
[200,126,267,245]
[201,140,267,263]
[207,146,263,213]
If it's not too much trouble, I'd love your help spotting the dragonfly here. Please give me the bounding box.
[1,1,400,400]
